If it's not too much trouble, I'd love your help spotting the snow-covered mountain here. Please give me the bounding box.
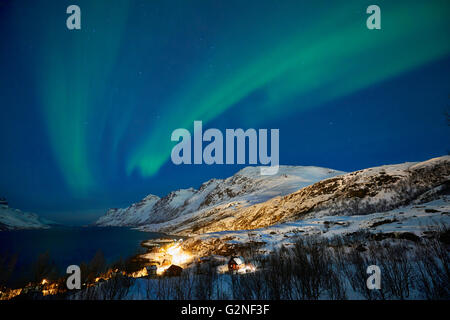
[0,203,51,231]
[96,194,161,227]
[96,156,450,236]
[95,165,345,227]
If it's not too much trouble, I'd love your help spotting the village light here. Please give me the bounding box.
[156,266,168,275]
[130,267,148,278]
[153,242,192,275]
[166,243,192,266]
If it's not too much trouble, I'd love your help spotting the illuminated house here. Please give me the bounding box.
[164,264,183,276]
[228,256,245,272]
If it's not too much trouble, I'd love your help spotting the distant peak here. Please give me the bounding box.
[142,194,160,201]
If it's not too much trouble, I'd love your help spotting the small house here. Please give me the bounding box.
[164,264,183,277]
[228,256,245,272]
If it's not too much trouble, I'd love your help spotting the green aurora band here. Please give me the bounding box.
[16,0,450,195]
[36,1,130,195]
[127,0,450,178]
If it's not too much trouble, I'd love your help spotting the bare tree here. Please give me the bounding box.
[31,251,57,283]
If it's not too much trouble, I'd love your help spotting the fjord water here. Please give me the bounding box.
[0,227,166,282]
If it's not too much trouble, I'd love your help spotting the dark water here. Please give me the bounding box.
[0,227,170,283]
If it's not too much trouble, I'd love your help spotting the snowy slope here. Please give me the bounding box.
[139,156,449,235]
[96,156,449,236]
[0,205,51,231]
[95,165,344,227]
[180,195,450,257]
[95,195,160,227]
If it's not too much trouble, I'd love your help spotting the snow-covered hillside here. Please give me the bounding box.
[96,156,449,237]
[180,195,450,257]
[0,204,51,231]
[95,165,344,227]
[96,194,161,227]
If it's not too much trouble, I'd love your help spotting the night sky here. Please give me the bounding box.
[0,0,449,224]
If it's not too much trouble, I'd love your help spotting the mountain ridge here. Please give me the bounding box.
[95,165,345,228]
[0,203,51,231]
[96,156,450,236]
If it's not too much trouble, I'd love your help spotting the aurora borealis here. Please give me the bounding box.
[0,0,449,223]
